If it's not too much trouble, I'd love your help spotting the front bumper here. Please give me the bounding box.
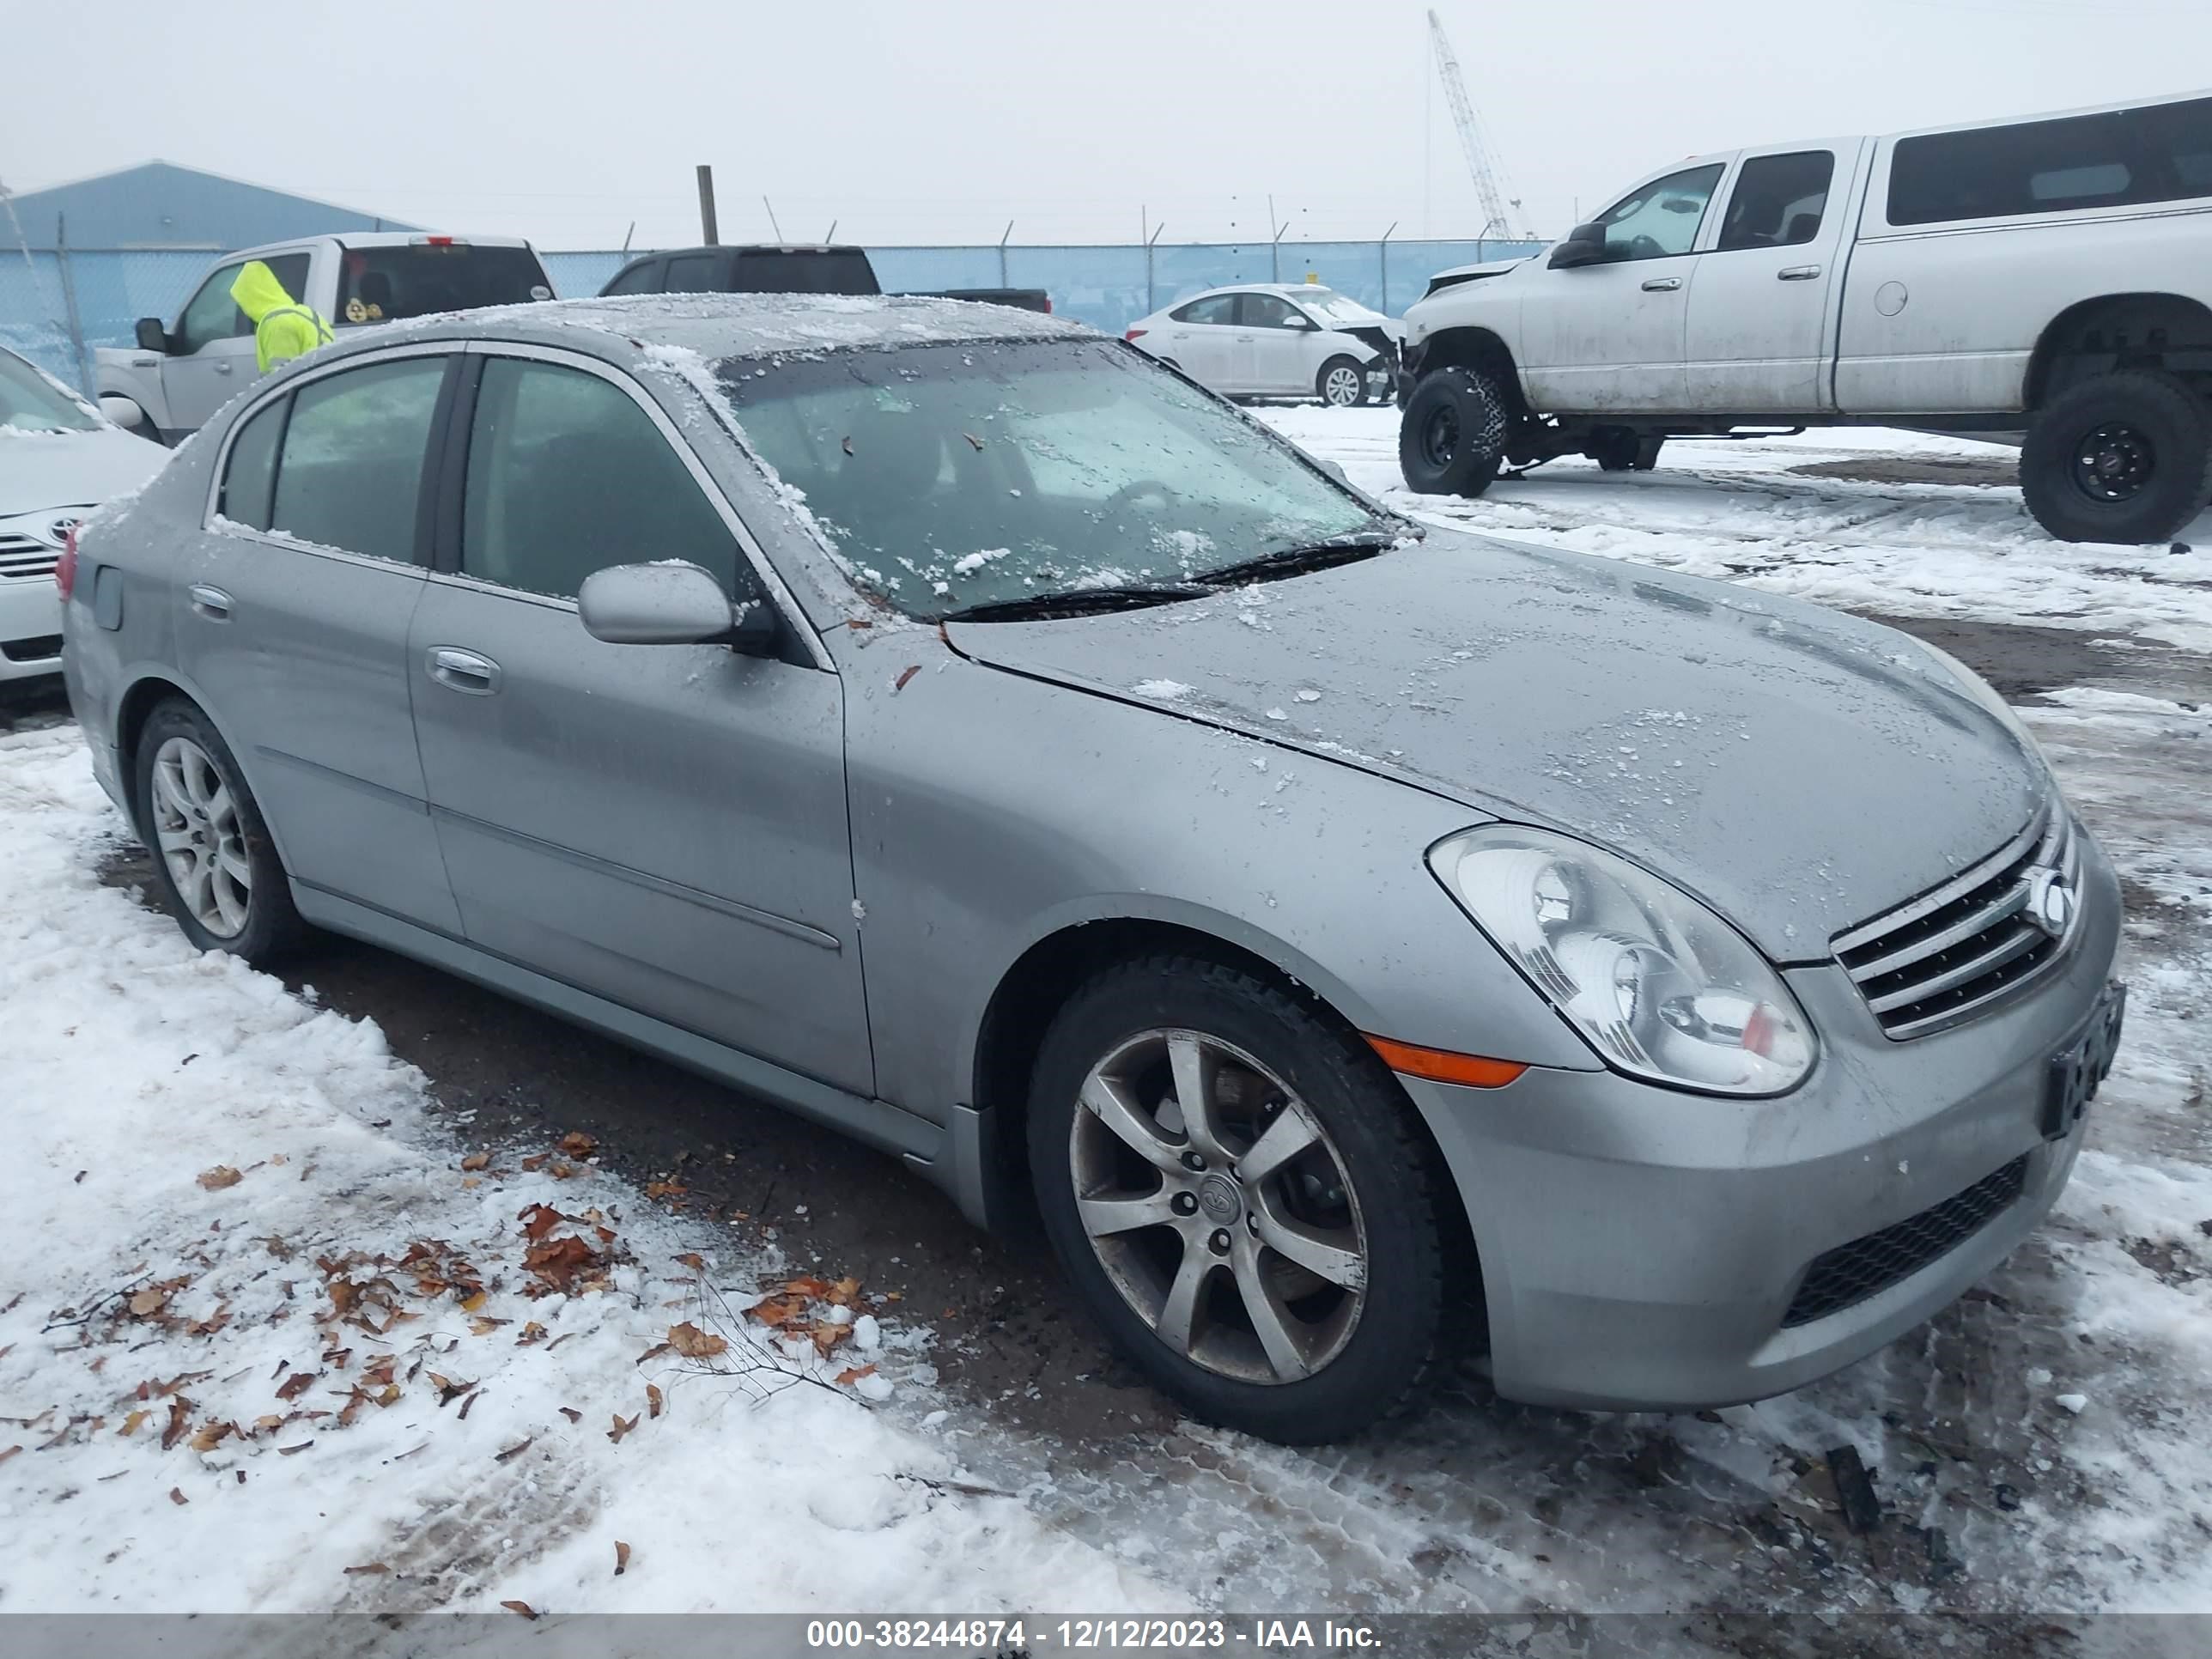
[1401,836,2124,1412]
[0,574,63,682]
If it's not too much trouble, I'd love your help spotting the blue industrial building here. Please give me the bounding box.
[5,161,416,251]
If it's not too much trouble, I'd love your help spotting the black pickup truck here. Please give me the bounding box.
[598,244,1052,313]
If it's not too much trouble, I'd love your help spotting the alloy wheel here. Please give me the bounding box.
[150,736,252,938]
[1068,1028,1368,1384]
[1323,365,1364,407]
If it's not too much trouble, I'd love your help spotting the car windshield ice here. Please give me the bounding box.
[714,337,1382,619]
[0,351,99,434]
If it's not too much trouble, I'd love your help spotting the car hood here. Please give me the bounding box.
[0,423,167,520]
[945,531,2045,959]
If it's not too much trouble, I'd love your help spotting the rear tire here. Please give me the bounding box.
[1398,367,1509,498]
[1027,954,1459,1443]
[2021,371,2212,544]
[1316,356,1369,409]
[134,698,306,963]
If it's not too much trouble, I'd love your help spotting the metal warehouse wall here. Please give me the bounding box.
[3,239,1541,393]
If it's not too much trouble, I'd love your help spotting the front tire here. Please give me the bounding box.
[1316,356,1369,409]
[2021,371,2212,544]
[135,698,305,963]
[1028,955,1458,1443]
[1398,367,1509,498]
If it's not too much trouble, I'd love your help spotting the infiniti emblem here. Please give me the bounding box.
[2022,865,2076,939]
[1196,1172,1243,1224]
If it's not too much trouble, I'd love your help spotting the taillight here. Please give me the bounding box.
[55,526,79,600]
[1042,299,1053,313]
[1124,327,1146,342]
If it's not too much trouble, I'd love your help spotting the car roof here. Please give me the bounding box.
[293,291,1088,369]
[225,232,538,260]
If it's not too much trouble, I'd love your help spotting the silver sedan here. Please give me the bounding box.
[62,294,2124,1443]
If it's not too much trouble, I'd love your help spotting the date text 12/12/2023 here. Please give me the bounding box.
[804,1617,1385,1650]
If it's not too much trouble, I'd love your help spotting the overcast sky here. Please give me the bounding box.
[10,0,2209,250]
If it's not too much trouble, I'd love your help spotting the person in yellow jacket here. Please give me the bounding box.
[228,260,334,373]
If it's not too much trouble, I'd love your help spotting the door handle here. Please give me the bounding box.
[1778,264,1822,282]
[213,361,234,375]
[186,583,232,620]
[427,646,501,696]
[1640,276,1682,293]
[1235,334,1255,342]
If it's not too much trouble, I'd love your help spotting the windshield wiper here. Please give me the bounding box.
[938,582,1214,623]
[1198,529,1406,588]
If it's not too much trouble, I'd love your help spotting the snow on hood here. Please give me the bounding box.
[0,422,167,520]
[947,529,2047,958]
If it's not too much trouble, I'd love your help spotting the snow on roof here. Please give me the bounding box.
[349,291,1089,365]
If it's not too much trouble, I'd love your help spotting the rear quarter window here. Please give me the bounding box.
[335,245,551,325]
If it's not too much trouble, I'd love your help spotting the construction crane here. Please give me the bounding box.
[1425,9,1534,242]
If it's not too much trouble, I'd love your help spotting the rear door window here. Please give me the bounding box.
[460,357,738,601]
[1717,151,1837,250]
[270,356,447,562]
[335,244,550,325]
[1171,295,1236,325]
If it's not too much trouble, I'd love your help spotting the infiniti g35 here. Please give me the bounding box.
[61,294,2124,1443]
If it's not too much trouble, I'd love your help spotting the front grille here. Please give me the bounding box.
[1,635,62,663]
[1832,808,2081,1040]
[1782,1154,2030,1328]
[0,532,59,581]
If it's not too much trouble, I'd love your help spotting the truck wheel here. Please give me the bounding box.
[1316,356,1369,409]
[1399,368,1509,498]
[2021,371,2212,544]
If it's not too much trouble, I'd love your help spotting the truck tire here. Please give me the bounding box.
[1316,356,1369,409]
[1399,368,1509,498]
[2021,371,2212,544]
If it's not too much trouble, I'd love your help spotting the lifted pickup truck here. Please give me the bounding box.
[98,234,554,443]
[1398,88,2212,543]
[599,243,1052,313]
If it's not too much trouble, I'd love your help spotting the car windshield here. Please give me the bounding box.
[0,351,99,434]
[1297,289,1382,325]
[713,338,1384,620]
[335,244,551,325]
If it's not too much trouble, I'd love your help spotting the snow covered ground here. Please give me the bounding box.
[2,415,2209,1640]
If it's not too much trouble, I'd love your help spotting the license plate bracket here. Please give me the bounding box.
[2040,981,2126,1141]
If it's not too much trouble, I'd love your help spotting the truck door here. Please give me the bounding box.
[1518,161,1729,413]
[1681,141,1863,413]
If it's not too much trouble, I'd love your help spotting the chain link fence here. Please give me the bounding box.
[5,238,1542,395]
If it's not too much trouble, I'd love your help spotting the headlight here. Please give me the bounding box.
[1915,642,2046,766]
[1428,825,1816,1097]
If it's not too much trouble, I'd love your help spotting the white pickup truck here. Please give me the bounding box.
[98,232,554,444]
[1396,88,2212,544]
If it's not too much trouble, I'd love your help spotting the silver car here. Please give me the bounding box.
[61,295,2125,1444]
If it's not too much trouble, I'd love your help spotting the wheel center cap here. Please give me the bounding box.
[1196,1171,1243,1224]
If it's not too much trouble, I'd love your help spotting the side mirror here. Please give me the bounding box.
[578,560,780,656]
[134,318,169,354]
[99,395,144,428]
[1547,222,1610,270]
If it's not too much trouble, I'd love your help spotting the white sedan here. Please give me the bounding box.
[0,348,167,684]
[1124,284,1401,407]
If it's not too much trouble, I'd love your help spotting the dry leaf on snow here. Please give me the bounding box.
[834,1364,878,1388]
[645,1383,663,1419]
[168,1486,188,1505]
[558,1407,581,1424]
[559,1132,598,1157]
[667,1322,726,1359]
[460,1152,490,1172]
[607,1413,638,1444]
[196,1166,242,1191]
[128,1288,169,1318]
[275,1371,317,1402]
[614,1540,631,1577]
[501,1601,538,1620]
[672,1253,705,1273]
[494,1437,533,1463]
[343,1563,390,1576]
